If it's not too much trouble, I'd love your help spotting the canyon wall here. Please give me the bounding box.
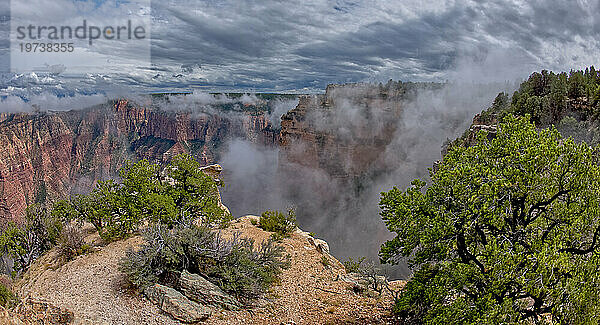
[0,99,279,222]
[279,82,410,178]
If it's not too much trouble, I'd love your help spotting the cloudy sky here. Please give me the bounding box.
[1,0,599,96]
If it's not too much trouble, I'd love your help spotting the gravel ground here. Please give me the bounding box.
[17,228,179,325]
[17,218,401,324]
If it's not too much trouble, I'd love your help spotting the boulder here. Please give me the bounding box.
[199,164,231,215]
[144,284,211,323]
[307,236,330,254]
[199,164,223,178]
[179,271,241,310]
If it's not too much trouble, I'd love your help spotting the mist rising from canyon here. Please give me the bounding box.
[219,81,516,278]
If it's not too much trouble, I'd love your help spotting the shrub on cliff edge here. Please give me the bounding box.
[259,208,297,240]
[0,204,62,274]
[119,219,289,303]
[0,283,17,308]
[57,224,90,261]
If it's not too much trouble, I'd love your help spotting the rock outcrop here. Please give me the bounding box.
[444,112,500,155]
[306,236,330,255]
[144,284,212,323]
[199,164,230,215]
[143,270,242,322]
[0,99,279,223]
[179,271,241,311]
[16,216,401,324]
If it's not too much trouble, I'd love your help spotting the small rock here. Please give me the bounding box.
[144,284,211,323]
[307,237,330,254]
[314,239,330,254]
[14,297,74,324]
[199,164,223,177]
[336,273,386,294]
[179,270,241,311]
[294,229,312,237]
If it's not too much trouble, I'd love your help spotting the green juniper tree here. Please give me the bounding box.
[380,115,600,324]
[51,154,230,241]
[164,154,231,227]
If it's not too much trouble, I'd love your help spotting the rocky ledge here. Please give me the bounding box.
[10,216,403,324]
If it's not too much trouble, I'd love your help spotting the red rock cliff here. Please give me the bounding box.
[0,100,278,223]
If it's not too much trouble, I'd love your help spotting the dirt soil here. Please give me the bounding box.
[14,217,403,324]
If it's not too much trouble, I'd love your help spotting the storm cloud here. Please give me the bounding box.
[2,0,599,95]
[148,0,600,91]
